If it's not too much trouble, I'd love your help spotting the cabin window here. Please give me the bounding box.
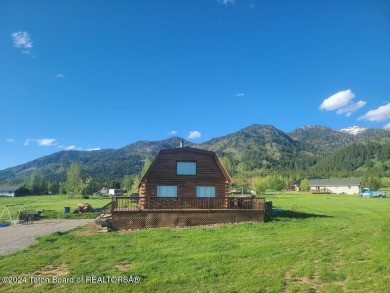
[157,186,177,197]
[196,186,216,197]
[177,161,197,175]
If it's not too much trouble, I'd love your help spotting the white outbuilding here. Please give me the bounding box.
[309,178,360,194]
[0,186,22,197]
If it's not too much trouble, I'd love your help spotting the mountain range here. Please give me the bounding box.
[1,124,389,184]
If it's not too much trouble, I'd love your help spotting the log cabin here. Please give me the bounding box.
[110,147,266,229]
[138,146,231,209]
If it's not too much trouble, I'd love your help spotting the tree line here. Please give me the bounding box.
[16,157,154,198]
[14,152,390,197]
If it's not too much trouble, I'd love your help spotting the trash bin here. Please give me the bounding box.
[64,207,71,214]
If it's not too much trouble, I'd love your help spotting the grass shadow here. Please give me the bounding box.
[269,209,332,221]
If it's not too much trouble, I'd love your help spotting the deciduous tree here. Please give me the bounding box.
[300,178,310,191]
[62,163,90,197]
[251,176,268,195]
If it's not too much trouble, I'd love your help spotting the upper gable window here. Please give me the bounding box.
[177,161,197,175]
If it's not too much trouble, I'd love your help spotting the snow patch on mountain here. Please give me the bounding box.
[339,126,367,135]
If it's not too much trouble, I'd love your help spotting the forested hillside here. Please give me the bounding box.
[0,124,389,187]
[309,138,390,177]
[201,124,317,175]
[289,125,390,156]
[0,137,190,184]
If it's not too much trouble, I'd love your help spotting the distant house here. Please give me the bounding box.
[309,178,360,194]
[109,189,125,196]
[0,185,22,197]
[99,187,109,196]
[138,147,231,207]
[286,180,301,191]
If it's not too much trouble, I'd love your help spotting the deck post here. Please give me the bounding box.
[111,196,116,212]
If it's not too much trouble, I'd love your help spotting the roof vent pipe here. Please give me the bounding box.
[180,140,184,148]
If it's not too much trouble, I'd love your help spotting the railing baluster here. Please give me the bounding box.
[111,196,266,212]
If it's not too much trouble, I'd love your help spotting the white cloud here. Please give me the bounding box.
[319,90,366,116]
[24,138,56,146]
[384,122,390,129]
[6,139,15,143]
[87,148,101,151]
[168,130,178,135]
[23,138,88,150]
[358,103,390,122]
[336,100,366,117]
[12,31,33,49]
[187,131,202,139]
[36,138,56,146]
[55,74,65,78]
[320,90,355,111]
[218,0,234,5]
[236,93,245,97]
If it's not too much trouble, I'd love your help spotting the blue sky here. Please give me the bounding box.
[1,0,389,170]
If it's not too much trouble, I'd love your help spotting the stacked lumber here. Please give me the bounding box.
[95,213,112,232]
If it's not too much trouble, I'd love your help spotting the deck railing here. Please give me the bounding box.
[311,188,333,194]
[112,196,265,212]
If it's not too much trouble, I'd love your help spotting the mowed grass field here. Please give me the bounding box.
[0,192,389,292]
[0,195,111,220]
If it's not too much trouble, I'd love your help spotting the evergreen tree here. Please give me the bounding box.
[219,156,233,176]
[47,181,60,195]
[23,172,48,195]
[268,174,285,192]
[141,155,153,177]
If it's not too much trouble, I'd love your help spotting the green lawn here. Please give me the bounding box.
[0,195,111,221]
[0,193,389,292]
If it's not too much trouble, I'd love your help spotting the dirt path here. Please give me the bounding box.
[0,219,95,256]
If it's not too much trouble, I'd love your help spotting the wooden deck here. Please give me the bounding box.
[310,188,332,194]
[111,196,267,230]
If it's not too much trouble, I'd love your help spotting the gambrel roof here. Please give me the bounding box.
[139,147,231,186]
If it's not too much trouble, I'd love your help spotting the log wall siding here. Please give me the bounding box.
[139,149,230,201]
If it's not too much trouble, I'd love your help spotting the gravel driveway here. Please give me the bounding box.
[0,219,95,256]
